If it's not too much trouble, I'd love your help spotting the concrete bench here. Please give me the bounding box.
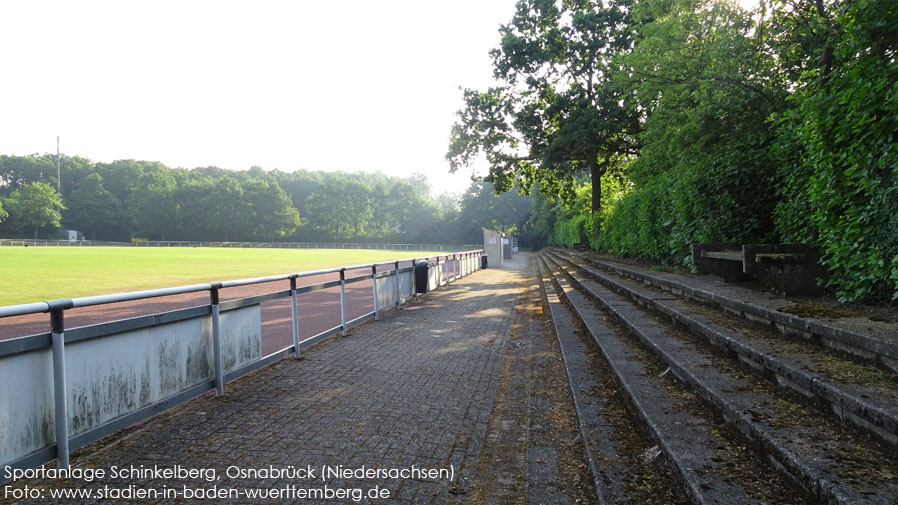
[693,243,748,283]
[701,250,743,261]
[692,243,827,295]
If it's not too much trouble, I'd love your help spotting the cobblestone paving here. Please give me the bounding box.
[3,257,531,505]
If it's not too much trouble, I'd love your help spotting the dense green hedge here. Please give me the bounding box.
[773,0,898,301]
[528,0,898,302]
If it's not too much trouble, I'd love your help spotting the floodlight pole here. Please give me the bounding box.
[56,136,61,192]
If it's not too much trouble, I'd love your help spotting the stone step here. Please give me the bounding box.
[546,250,898,447]
[554,249,898,372]
[539,255,806,505]
[538,258,690,504]
[542,252,898,505]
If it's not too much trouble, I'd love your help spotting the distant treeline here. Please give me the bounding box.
[0,155,532,245]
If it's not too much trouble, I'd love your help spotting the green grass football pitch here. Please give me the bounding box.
[0,247,447,306]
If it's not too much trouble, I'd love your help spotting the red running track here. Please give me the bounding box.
[0,262,446,356]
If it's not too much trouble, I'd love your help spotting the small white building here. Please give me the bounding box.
[62,229,84,242]
[482,228,507,267]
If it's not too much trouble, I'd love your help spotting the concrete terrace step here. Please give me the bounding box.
[538,258,691,504]
[546,250,898,447]
[539,256,803,505]
[555,249,898,372]
[538,258,612,502]
[541,252,898,505]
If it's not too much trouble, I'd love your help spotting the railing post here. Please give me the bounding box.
[411,258,418,301]
[210,283,224,396]
[49,299,73,470]
[394,260,401,310]
[372,264,379,321]
[290,275,302,359]
[340,268,347,336]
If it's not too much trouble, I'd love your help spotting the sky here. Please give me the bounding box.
[0,0,520,196]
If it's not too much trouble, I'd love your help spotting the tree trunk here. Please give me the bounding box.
[34,225,39,240]
[815,0,835,93]
[590,159,602,212]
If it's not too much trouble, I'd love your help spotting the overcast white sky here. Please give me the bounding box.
[0,0,519,196]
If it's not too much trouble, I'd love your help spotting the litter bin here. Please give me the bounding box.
[415,261,429,293]
[481,255,488,269]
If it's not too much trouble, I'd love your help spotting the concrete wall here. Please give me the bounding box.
[375,269,415,311]
[0,305,261,467]
[428,261,441,291]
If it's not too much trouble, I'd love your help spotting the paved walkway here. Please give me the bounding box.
[4,255,555,505]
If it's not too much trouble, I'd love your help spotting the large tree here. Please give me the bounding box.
[207,176,248,241]
[304,178,372,239]
[617,0,787,248]
[64,173,122,239]
[241,178,300,241]
[0,155,57,197]
[6,182,65,239]
[385,181,441,239]
[126,165,179,240]
[447,0,638,212]
[455,180,532,243]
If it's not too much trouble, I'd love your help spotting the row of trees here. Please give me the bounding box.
[449,0,897,302]
[0,155,532,245]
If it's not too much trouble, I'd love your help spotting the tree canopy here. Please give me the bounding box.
[451,0,898,302]
[4,182,65,239]
[447,0,638,211]
[0,154,527,246]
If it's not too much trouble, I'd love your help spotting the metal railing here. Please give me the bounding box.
[0,249,484,472]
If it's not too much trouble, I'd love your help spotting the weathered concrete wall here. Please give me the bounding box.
[375,270,414,310]
[428,262,441,291]
[0,348,54,467]
[0,305,261,467]
[400,269,414,300]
